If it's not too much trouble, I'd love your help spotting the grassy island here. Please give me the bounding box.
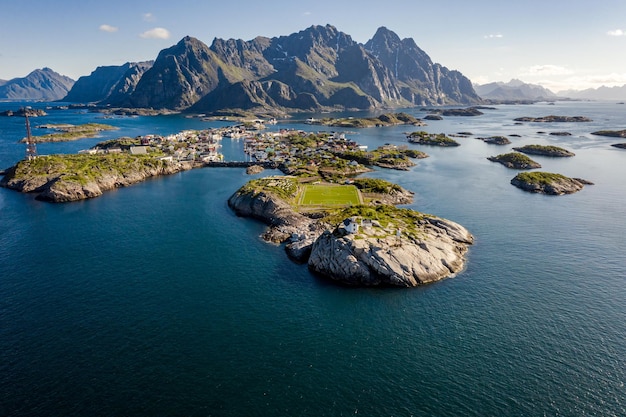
[512,144,575,157]
[6,153,166,186]
[487,152,541,169]
[407,131,460,146]
[305,112,424,128]
[23,123,118,143]
[591,129,626,138]
[511,171,592,195]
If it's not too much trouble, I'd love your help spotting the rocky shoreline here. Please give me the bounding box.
[228,179,473,287]
[0,155,193,202]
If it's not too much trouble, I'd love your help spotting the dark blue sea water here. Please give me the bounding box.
[1,102,625,416]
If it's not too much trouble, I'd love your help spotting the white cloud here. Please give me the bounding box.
[139,27,171,40]
[99,24,118,33]
[522,64,573,76]
[607,29,625,37]
[143,12,156,22]
[303,11,312,16]
[484,34,503,39]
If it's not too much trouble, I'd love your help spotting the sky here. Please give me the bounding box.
[1,0,626,92]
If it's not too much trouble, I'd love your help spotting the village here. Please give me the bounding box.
[75,117,425,177]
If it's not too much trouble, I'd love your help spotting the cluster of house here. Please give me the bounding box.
[81,128,227,163]
[243,130,368,166]
[79,121,373,168]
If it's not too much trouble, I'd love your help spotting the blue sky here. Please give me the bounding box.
[1,0,626,92]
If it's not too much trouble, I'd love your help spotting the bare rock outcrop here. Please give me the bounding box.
[227,189,326,262]
[308,217,473,287]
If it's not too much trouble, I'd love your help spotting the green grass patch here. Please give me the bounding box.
[513,171,569,185]
[300,184,361,206]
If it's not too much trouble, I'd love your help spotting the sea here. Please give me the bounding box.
[0,101,624,417]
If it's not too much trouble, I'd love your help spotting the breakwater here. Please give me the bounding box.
[204,161,279,169]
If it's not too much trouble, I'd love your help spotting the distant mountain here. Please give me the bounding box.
[63,61,153,104]
[558,85,626,101]
[66,25,481,113]
[0,68,74,100]
[474,79,556,101]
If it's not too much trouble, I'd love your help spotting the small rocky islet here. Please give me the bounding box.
[511,172,593,195]
[513,144,575,157]
[487,152,541,169]
[513,115,592,123]
[477,136,511,145]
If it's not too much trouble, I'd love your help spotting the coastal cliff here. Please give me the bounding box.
[228,179,473,286]
[0,154,192,202]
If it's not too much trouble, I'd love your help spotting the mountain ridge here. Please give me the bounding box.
[63,24,481,113]
[474,79,556,101]
[0,68,74,100]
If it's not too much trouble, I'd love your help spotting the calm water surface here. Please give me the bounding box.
[0,102,625,416]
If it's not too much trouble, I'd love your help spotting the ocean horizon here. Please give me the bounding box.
[1,101,625,416]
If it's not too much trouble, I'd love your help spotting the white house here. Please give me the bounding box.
[344,217,359,234]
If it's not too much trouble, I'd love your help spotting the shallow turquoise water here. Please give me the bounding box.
[0,102,624,416]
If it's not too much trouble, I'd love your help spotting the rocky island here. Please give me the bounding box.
[487,152,541,169]
[511,172,593,195]
[228,176,473,287]
[0,153,192,202]
[21,123,118,143]
[304,112,425,128]
[513,144,575,157]
[407,131,460,146]
[477,136,511,145]
[513,115,592,123]
[591,129,626,138]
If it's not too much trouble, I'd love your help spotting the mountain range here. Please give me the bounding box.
[61,25,481,113]
[0,68,74,101]
[474,79,557,101]
[557,85,626,101]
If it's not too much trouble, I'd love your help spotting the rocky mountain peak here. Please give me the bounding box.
[64,25,481,111]
[0,67,74,100]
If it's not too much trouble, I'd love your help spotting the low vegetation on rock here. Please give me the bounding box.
[407,131,460,146]
[511,171,592,195]
[513,144,575,157]
[477,136,511,145]
[0,153,190,202]
[591,129,626,138]
[487,152,541,169]
[305,112,424,128]
[514,115,592,123]
[22,123,118,143]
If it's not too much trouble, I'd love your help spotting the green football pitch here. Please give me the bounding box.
[300,184,361,206]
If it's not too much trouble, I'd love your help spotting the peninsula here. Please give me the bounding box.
[228,176,473,287]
